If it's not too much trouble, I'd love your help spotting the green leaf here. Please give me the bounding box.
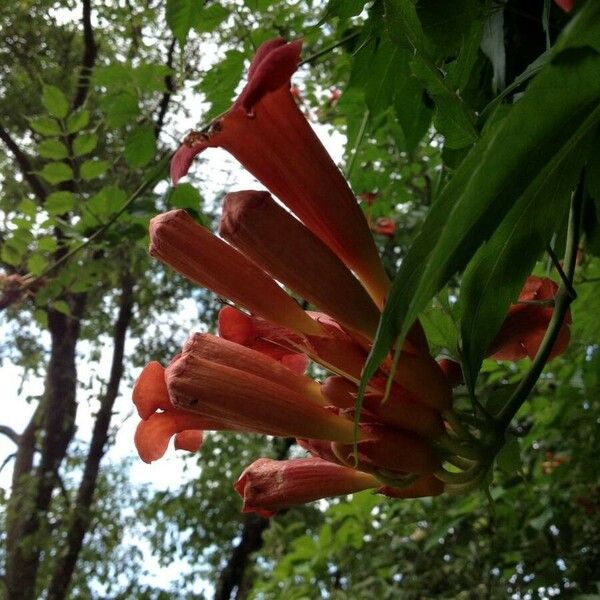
[17,198,37,218]
[133,64,172,92]
[459,123,592,388]
[37,236,58,252]
[94,185,126,215]
[198,50,245,121]
[1,244,22,266]
[124,124,156,168]
[33,309,48,329]
[363,37,403,120]
[73,133,98,156]
[51,300,71,315]
[384,0,477,149]
[66,109,90,133]
[80,159,109,181]
[27,253,48,276]
[38,139,68,160]
[323,0,367,20]
[166,0,195,46]
[168,183,202,209]
[496,435,521,474]
[93,64,132,88]
[29,116,61,136]
[362,9,600,391]
[39,162,73,184]
[42,84,69,119]
[100,91,139,128]
[193,4,230,33]
[45,191,75,215]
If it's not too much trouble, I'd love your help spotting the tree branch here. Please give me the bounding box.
[0,124,47,202]
[46,274,135,600]
[72,0,97,111]
[154,38,177,139]
[0,425,21,445]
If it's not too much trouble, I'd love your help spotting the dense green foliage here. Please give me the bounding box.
[1,1,599,599]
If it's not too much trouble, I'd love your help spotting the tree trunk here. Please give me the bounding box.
[46,275,135,600]
[214,438,295,600]
[4,295,86,600]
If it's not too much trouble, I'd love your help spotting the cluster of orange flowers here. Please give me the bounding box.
[132,39,570,516]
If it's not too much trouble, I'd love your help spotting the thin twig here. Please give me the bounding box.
[546,243,577,299]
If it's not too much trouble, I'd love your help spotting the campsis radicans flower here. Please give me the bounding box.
[170,38,390,308]
[488,276,571,361]
[131,37,559,515]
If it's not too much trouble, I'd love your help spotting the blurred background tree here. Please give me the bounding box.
[1,1,599,599]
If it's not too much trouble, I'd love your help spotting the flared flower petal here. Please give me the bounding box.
[174,430,204,453]
[220,190,381,339]
[149,209,322,337]
[489,276,571,361]
[135,411,223,464]
[234,457,379,516]
[170,38,390,306]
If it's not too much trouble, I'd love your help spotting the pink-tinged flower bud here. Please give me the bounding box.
[174,430,204,453]
[218,306,309,374]
[332,424,440,475]
[181,333,323,406]
[379,474,445,498]
[437,358,464,388]
[149,210,323,337]
[170,38,390,307]
[488,276,571,361]
[220,190,381,340]
[554,0,574,11]
[321,376,444,439]
[234,457,379,516]
[165,350,357,442]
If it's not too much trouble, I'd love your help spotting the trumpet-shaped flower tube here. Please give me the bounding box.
[181,332,324,406]
[165,349,357,442]
[234,457,380,516]
[332,424,441,475]
[321,376,444,439]
[218,306,309,374]
[220,190,381,339]
[170,38,390,306]
[149,209,323,337]
[378,474,444,498]
[218,306,451,410]
[489,276,571,361]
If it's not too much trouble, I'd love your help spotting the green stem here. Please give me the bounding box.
[435,433,486,462]
[546,243,577,299]
[299,31,361,66]
[496,183,583,431]
[345,108,369,180]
